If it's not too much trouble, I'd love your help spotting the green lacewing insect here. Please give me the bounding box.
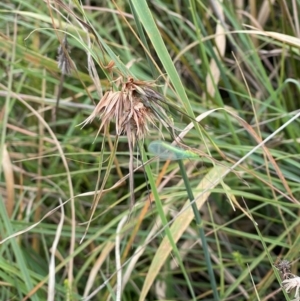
[148,141,199,160]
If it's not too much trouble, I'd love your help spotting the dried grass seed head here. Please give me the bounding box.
[79,77,168,144]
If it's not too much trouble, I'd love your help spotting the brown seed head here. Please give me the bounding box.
[79,77,168,144]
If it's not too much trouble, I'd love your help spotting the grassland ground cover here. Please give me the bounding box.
[1,1,300,300]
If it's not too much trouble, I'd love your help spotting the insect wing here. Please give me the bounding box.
[148,141,198,160]
[148,141,179,160]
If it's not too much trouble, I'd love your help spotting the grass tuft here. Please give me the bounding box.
[1,1,300,300]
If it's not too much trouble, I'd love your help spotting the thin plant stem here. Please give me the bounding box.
[139,140,197,300]
[177,159,220,301]
[130,2,219,298]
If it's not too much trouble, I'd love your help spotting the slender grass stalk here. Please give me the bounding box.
[138,140,197,301]
[177,159,219,300]
[130,2,219,298]
[3,1,300,299]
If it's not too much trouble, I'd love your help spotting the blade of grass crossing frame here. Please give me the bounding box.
[138,140,197,301]
[131,2,219,298]
[128,0,157,78]
[131,0,199,128]
[138,163,226,301]
[177,159,219,300]
[148,141,219,299]
[0,197,39,301]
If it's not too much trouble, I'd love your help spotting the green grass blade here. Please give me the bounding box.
[139,140,197,301]
[0,197,39,301]
[131,0,197,122]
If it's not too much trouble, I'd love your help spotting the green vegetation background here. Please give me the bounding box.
[1,1,300,300]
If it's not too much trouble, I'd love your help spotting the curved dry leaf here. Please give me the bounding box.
[257,0,275,27]
[244,27,300,48]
